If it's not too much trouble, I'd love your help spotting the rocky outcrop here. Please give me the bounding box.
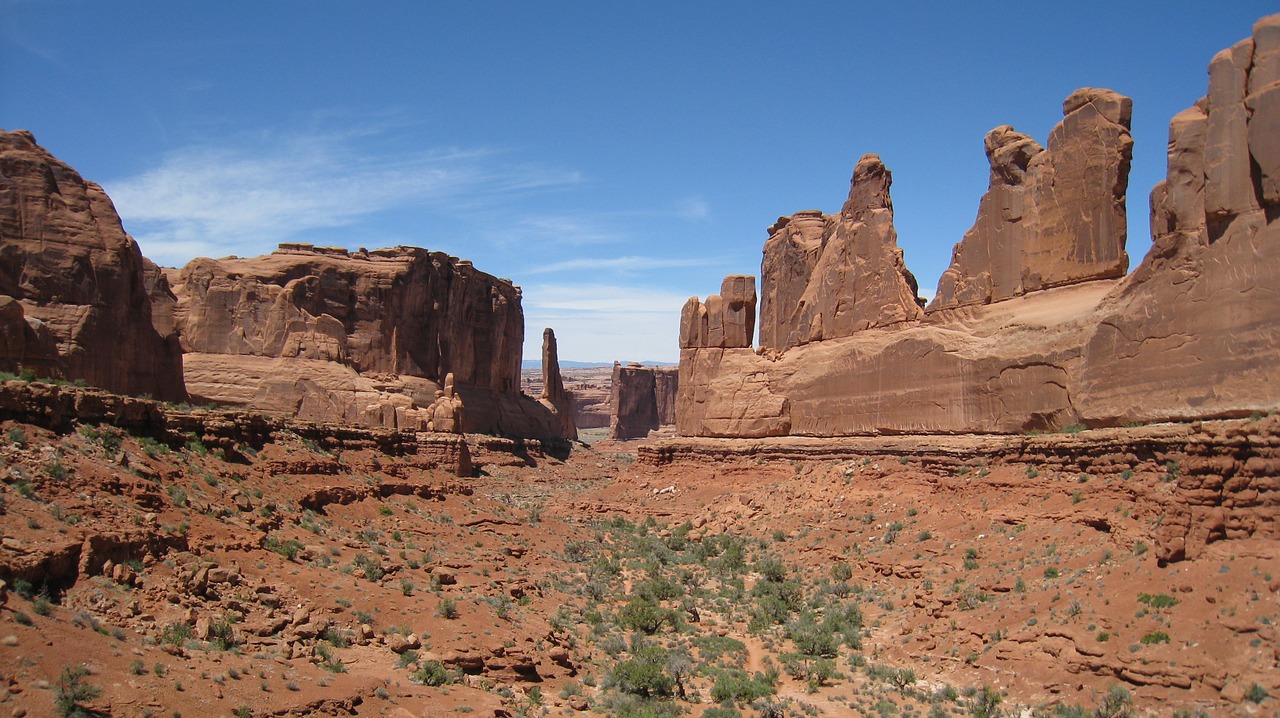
[1079,14,1280,425]
[609,364,678,439]
[0,130,186,400]
[679,275,757,349]
[676,15,1280,439]
[167,244,574,439]
[932,89,1133,308]
[170,245,521,392]
[538,328,576,440]
[759,154,924,352]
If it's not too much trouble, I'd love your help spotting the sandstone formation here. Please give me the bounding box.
[676,16,1280,439]
[679,274,756,349]
[608,363,678,440]
[931,89,1133,309]
[538,328,577,440]
[165,244,574,439]
[758,154,924,353]
[1079,14,1280,425]
[0,130,186,400]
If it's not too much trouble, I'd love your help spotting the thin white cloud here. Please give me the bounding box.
[105,129,582,266]
[525,255,716,275]
[506,214,628,247]
[678,196,710,221]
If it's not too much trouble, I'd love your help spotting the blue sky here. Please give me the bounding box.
[2,2,1273,362]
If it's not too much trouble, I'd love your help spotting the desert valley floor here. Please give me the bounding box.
[0,383,1275,718]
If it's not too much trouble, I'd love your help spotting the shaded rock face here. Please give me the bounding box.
[609,364,677,439]
[167,244,573,439]
[0,130,186,400]
[759,154,924,353]
[932,89,1133,308]
[1079,14,1280,425]
[677,15,1280,438]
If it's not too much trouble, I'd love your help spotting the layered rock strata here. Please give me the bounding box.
[166,245,574,439]
[0,130,186,400]
[641,415,1280,564]
[677,14,1280,439]
[609,363,678,440]
[932,89,1133,308]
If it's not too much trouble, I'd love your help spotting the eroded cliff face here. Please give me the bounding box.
[1079,14,1280,425]
[167,244,573,439]
[931,89,1133,309]
[759,154,924,353]
[609,364,678,440]
[0,130,186,401]
[677,14,1280,439]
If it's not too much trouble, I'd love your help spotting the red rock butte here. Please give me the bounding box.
[676,15,1280,438]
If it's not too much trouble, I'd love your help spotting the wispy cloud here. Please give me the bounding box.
[526,255,716,275]
[105,129,582,266]
[677,196,710,221]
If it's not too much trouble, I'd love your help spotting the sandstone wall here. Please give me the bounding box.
[676,14,1280,438]
[1079,14,1280,425]
[0,130,186,401]
[609,363,678,439]
[167,245,573,439]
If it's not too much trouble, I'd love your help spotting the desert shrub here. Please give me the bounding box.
[413,660,453,686]
[693,634,747,663]
[608,646,674,698]
[786,615,838,658]
[1094,684,1133,718]
[436,597,459,619]
[618,595,672,635]
[968,685,1002,718]
[54,664,101,718]
[1137,593,1178,609]
[265,537,304,560]
[161,622,192,647]
[708,667,775,704]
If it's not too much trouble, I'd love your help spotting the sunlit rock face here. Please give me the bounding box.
[676,14,1280,438]
[0,129,186,401]
[167,243,575,439]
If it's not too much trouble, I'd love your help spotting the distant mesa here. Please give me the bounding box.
[676,13,1280,438]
